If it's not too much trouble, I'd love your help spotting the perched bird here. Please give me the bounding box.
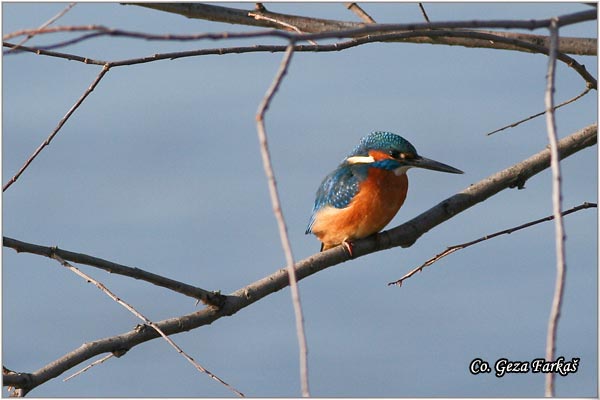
[306,131,463,253]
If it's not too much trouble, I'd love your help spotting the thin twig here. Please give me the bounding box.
[418,3,431,23]
[344,3,376,23]
[248,12,318,45]
[255,43,310,397]
[62,354,113,382]
[50,253,244,397]
[387,202,596,287]
[544,17,566,398]
[3,12,597,55]
[2,65,110,192]
[486,86,592,136]
[3,3,76,54]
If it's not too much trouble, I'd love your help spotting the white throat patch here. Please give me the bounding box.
[394,165,412,175]
[346,155,375,164]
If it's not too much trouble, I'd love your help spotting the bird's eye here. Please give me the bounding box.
[389,150,401,159]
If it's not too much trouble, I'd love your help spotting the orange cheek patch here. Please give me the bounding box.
[368,149,394,161]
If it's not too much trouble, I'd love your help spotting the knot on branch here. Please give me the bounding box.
[3,367,33,396]
[509,174,528,189]
[203,291,227,308]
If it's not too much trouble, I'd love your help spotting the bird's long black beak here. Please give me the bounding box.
[411,155,464,174]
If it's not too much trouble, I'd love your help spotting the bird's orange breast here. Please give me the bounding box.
[310,168,408,250]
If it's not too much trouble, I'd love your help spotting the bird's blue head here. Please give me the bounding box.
[344,131,463,175]
[349,131,417,158]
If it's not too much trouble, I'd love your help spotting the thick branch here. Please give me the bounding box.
[131,3,597,56]
[131,2,359,32]
[5,123,596,395]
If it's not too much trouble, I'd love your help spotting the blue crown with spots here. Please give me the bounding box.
[348,131,418,157]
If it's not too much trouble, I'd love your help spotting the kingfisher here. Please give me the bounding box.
[306,131,463,253]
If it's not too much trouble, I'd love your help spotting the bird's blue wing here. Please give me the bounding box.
[305,163,367,234]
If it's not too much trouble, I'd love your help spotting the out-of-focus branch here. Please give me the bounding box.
[255,43,310,397]
[4,123,595,396]
[3,2,76,54]
[544,18,566,398]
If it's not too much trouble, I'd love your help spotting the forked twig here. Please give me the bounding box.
[388,202,596,287]
[544,18,565,398]
[2,65,110,192]
[486,86,592,136]
[255,43,310,397]
[50,253,244,397]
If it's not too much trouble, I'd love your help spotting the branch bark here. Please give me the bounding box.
[544,18,566,397]
[2,237,225,306]
[130,3,597,56]
[4,123,596,396]
[4,27,596,89]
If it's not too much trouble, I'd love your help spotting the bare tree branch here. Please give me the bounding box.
[344,3,376,24]
[130,3,596,56]
[3,2,76,54]
[4,123,595,395]
[388,202,597,287]
[5,22,596,59]
[486,86,593,136]
[418,3,431,23]
[2,65,110,192]
[2,237,225,306]
[4,26,595,88]
[3,13,595,204]
[51,253,244,397]
[255,43,310,397]
[544,18,566,398]
[130,2,362,32]
[62,354,113,382]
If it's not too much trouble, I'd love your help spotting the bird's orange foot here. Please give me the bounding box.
[342,240,355,258]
